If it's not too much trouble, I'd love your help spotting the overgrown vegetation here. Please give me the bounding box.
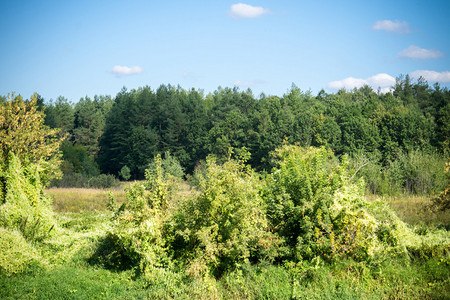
[33,76,448,196]
[0,95,61,241]
[1,84,449,299]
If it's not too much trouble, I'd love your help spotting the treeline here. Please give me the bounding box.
[36,75,449,194]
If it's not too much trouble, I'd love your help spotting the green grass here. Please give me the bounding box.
[1,187,448,299]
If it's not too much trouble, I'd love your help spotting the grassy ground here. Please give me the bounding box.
[1,186,448,299]
[366,194,449,229]
[48,187,449,227]
[47,187,126,212]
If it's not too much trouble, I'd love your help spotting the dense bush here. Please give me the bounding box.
[431,161,450,212]
[51,173,120,188]
[0,227,42,276]
[147,151,185,179]
[0,153,56,241]
[119,165,131,181]
[262,145,376,261]
[350,150,447,195]
[100,145,449,282]
[261,145,447,263]
[102,152,281,278]
[169,154,281,277]
[88,174,120,189]
[102,154,173,275]
[387,150,447,195]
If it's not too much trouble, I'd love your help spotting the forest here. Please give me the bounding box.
[0,75,449,299]
[37,75,449,194]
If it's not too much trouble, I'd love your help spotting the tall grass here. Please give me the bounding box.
[366,194,449,228]
[46,188,127,212]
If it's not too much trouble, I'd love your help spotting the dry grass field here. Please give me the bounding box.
[365,194,449,228]
[46,187,127,212]
[47,183,448,229]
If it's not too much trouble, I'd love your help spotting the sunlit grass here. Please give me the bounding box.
[49,183,448,227]
[366,194,449,228]
[46,187,126,212]
[45,180,193,213]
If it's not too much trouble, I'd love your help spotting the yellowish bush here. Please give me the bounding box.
[0,227,42,276]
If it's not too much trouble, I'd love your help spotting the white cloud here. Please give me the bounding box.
[409,70,450,82]
[229,3,270,18]
[111,65,143,76]
[372,20,411,34]
[327,73,396,93]
[366,73,397,87]
[327,77,367,90]
[398,45,444,59]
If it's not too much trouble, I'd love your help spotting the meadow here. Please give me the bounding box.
[0,182,448,300]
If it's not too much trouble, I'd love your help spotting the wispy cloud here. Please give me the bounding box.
[327,73,396,92]
[233,79,265,87]
[410,70,450,82]
[372,20,411,34]
[398,45,444,59]
[111,65,143,77]
[229,3,271,19]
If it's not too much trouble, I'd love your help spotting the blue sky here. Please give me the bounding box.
[1,0,449,102]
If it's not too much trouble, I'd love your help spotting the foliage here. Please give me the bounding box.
[349,149,447,196]
[431,162,450,212]
[168,154,281,277]
[119,165,131,181]
[386,149,447,195]
[263,145,448,263]
[102,154,172,274]
[0,227,42,276]
[0,153,56,241]
[88,174,120,189]
[263,145,372,261]
[147,151,185,179]
[0,94,63,186]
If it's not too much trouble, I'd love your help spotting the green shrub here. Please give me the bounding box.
[0,227,42,276]
[430,161,450,212]
[147,151,185,179]
[169,155,281,277]
[387,149,447,195]
[102,154,172,275]
[349,149,447,196]
[0,153,56,241]
[119,165,131,181]
[52,172,88,188]
[262,145,446,262]
[88,174,120,189]
[263,145,374,261]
